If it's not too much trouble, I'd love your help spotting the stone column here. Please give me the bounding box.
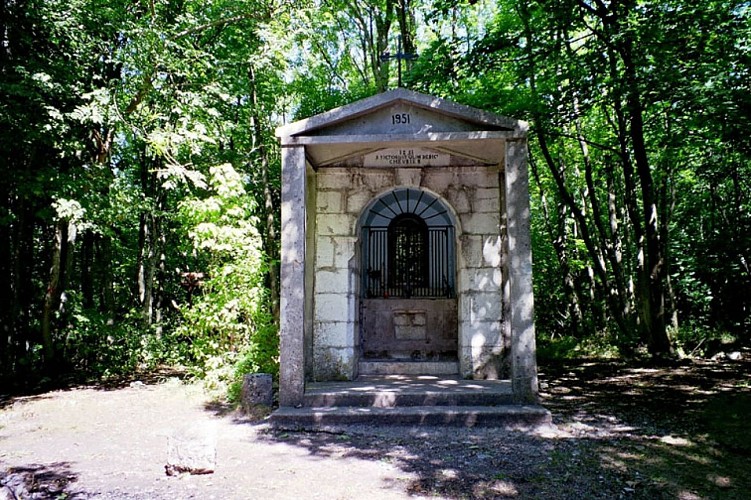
[279,145,306,407]
[505,139,540,404]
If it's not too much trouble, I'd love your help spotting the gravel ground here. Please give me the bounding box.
[1,355,750,499]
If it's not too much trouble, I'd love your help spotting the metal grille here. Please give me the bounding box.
[363,224,454,299]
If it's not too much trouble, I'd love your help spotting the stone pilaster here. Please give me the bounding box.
[505,139,540,403]
[279,146,306,407]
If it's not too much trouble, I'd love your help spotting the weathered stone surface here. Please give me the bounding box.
[276,89,526,140]
[460,212,501,235]
[314,235,337,268]
[279,145,306,407]
[505,138,539,403]
[313,293,353,323]
[458,234,486,269]
[316,190,345,213]
[394,167,423,187]
[332,236,356,269]
[482,235,503,267]
[461,268,503,293]
[314,320,355,348]
[460,345,507,380]
[313,268,350,293]
[316,213,354,236]
[344,189,374,214]
[445,188,471,215]
[458,168,500,188]
[270,405,551,430]
[421,169,455,193]
[393,310,427,340]
[358,360,460,376]
[241,373,273,410]
[312,346,356,381]
[317,169,354,190]
[461,318,502,341]
[462,291,503,323]
[165,424,217,476]
[469,188,501,213]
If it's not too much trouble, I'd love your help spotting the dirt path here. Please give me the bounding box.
[1,379,418,499]
[2,355,750,499]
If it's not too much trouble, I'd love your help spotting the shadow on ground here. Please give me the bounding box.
[256,355,751,499]
[0,462,88,499]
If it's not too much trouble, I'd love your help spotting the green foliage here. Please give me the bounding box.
[537,335,621,361]
[466,0,749,351]
[62,306,177,378]
[176,163,278,394]
[2,0,750,391]
[670,323,737,358]
[0,0,289,390]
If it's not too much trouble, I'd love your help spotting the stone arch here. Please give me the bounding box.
[357,187,460,363]
[358,187,458,300]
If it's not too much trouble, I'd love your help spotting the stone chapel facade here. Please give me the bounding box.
[276,89,539,406]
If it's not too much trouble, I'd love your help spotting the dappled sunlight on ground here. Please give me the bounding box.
[537,354,751,499]
[2,355,750,498]
[246,355,751,498]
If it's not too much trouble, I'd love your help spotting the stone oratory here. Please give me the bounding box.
[276,89,540,413]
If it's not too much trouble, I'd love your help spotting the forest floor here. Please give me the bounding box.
[1,353,750,499]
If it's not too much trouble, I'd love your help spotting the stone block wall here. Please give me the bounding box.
[310,165,507,381]
[436,168,507,379]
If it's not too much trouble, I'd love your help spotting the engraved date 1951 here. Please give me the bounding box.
[391,113,411,125]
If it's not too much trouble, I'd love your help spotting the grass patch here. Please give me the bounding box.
[538,335,621,360]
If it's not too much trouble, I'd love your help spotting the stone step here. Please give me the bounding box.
[303,376,514,408]
[358,360,459,376]
[269,405,552,430]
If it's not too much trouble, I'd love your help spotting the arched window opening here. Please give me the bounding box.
[361,188,454,299]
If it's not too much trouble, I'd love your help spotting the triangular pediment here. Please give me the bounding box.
[276,88,526,139]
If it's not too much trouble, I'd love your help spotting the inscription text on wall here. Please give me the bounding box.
[364,148,450,167]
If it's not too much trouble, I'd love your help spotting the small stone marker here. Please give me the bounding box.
[241,373,273,418]
[165,423,217,476]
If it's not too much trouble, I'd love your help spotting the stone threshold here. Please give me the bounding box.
[304,375,513,408]
[269,405,552,430]
[358,360,459,376]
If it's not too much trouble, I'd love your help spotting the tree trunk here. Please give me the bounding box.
[97,236,115,316]
[396,0,415,56]
[620,35,671,355]
[538,130,630,339]
[42,217,77,366]
[605,159,632,322]
[518,2,631,338]
[81,230,95,309]
[396,0,416,75]
[586,0,672,355]
[15,199,36,370]
[372,1,395,91]
[249,66,280,324]
[137,154,161,326]
[530,155,583,336]
[138,211,159,325]
[0,192,11,379]
[569,90,631,338]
